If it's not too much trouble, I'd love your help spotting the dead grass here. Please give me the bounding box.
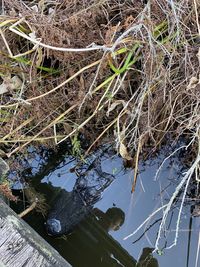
[0,1,199,168]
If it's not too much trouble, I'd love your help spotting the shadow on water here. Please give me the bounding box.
[10,144,200,267]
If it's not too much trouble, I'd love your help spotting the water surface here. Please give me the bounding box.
[11,145,200,267]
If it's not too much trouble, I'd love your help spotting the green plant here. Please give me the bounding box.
[71,133,83,159]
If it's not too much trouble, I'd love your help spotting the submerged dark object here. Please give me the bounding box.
[46,156,115,236]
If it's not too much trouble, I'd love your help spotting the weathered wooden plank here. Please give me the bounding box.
[0,198,72,267]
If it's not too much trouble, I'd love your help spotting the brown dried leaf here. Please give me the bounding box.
[106,100,127,117]
[187,76,199,90]
[197,47,200,63]
[0,75,22,94]
[0,83,8,94]
[119,142,133,161]
[35,47,43,67]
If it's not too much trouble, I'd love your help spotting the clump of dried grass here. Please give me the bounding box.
[0,0,199,160]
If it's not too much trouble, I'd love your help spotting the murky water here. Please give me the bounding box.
[10,144,200,267]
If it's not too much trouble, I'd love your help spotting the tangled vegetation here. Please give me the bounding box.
[0,0,199,157]
[0,0,199,255]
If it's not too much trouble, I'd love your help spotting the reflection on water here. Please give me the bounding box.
[10,145,200,267]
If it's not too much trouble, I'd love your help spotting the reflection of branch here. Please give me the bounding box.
[124,204,168,240]
[154,142,193,181]
[186,215,193,267]
[132,218,162,244]
[155,153,200,251]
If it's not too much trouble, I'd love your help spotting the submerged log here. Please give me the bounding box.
[0,198,71,267]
